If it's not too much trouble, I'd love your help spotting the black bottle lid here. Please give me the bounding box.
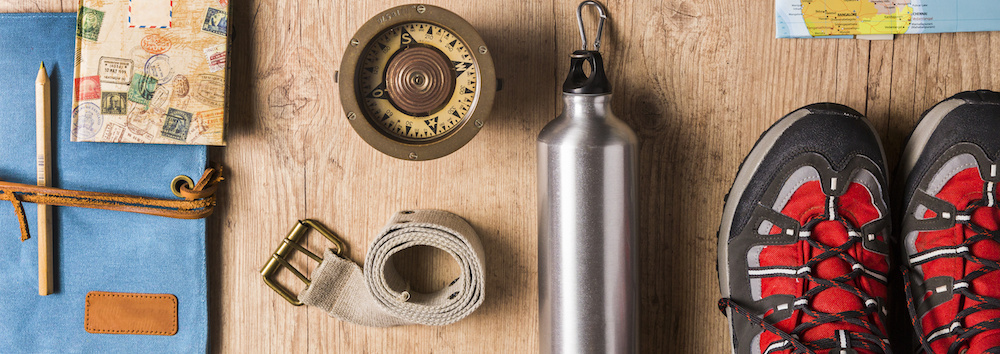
[562,50,611,95]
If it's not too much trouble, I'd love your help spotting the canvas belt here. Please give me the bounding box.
[0,165,224,241]
[267,210,486,327]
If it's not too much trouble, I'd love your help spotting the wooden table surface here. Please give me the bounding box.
[7,0,1000,352]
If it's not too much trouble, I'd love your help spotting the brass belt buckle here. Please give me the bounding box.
[260,219,345,306]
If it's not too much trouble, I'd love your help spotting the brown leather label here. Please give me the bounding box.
[85,291,178,336]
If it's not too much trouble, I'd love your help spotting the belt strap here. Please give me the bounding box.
[300,210,486,327]
[1,165,224,241]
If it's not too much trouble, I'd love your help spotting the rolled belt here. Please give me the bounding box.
[300,210,486,327]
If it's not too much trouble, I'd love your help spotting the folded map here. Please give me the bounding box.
[777,0,1000,38]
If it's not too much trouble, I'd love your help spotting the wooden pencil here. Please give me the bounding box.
[36,62,53,296]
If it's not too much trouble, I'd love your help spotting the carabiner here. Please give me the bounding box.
[576,1,608,52]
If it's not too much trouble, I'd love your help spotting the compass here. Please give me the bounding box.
[338,4,497,161]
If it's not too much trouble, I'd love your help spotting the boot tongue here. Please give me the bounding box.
[801,220,868,344]
[965,207,1000,352]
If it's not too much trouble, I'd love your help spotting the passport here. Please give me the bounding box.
[72,0,230,145]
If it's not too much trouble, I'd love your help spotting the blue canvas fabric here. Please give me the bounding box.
[0,13,208,352]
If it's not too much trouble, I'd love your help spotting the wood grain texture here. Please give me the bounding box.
[5,0,1000,352]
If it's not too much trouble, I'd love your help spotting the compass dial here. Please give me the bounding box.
[339,4,496,161]
[357,23,477,142]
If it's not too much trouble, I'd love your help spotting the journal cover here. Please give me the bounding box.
[72,0,230,145]
[0,13,209,352]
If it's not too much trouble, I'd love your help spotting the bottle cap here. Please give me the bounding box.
[562,50,611,94]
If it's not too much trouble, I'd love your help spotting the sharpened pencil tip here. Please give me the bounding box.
[36,62,48,83]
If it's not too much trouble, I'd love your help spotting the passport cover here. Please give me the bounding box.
[72,0,230,145]
[0,13,209,352]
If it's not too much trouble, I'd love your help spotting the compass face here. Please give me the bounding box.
[357,22,478,142]
[339,4,496,161]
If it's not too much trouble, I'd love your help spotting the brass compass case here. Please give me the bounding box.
[339,4,497,161]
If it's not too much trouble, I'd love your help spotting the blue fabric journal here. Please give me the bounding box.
[0,13,208,352]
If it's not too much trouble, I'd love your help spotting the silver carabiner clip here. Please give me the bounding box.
[576,1,608,52]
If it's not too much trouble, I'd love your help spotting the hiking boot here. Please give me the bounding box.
[896,90,1000,354]
[719,103,892,354]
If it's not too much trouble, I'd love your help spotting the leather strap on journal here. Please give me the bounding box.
[0,164,224,241]
[266,210,486,327]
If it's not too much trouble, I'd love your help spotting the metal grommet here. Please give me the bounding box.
[171,175,194,198]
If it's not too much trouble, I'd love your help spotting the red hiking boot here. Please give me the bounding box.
[897,90,1000,353]
[719,103,892,353]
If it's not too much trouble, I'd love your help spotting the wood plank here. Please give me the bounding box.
[211,0,312,352]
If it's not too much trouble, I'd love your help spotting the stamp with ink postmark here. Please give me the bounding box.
[140,34,171,54]
[101,92,127,115]
[73,102,103,140]
[150,86,172,111]
[128,73,158,106]
[195,108,225,142]
[99,57,134,84]
[122,128,154,143]
[77,6,104,41]
[201,8,227,36]
[173,74,190,98]
[162,108,193,141]
[194,74,225,107]
[75,75,101,101]
[144,54,175,85]
[101,122,126,142]
[203,44,226,72]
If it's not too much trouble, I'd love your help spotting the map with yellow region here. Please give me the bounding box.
[776,0,1000,38]
[801,0,912,36]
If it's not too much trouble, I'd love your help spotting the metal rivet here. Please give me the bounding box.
[474,119,484,128]
[416,5,426,13]
[170,175,194,198]
[350,38,360,46]
[347,112,356,120]
[408,152,418,160]
[479,46,488,54]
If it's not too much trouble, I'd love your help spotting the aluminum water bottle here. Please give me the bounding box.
[538,3,637,352]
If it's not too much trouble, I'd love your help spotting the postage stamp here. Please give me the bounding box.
[195,108,225,142]
[203,44,226,73]
[101,122,126,142]
[75,75,101,101]
[193,74,225,107]
[77,6,105,41]
[201,8,227,36]
[73,102,103,140]
[99,57,133,84]
[161,108,193,141]
[144,54,175,85]
[127,73,159,106]
[101,92,127,115]
[140,34,172,54]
